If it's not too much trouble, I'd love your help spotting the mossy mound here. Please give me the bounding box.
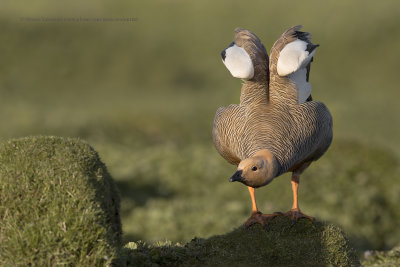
[0,136,121,266]
[122,216,360,266]
[363,245,400,266]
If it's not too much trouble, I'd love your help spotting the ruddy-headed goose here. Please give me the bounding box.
[213,25,333,227]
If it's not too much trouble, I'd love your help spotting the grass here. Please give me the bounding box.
[0,1,400,151]
[0,0,400,261]
[363,245,400,266]
[0,136,121,266]
[121,217,360,266]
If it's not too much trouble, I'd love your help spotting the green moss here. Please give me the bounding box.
[363,246,400,266]
[122,216,360,266]
[0,136,121,266]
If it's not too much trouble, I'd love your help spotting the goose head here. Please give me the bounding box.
[229,149,279,188]
[221,28,269,81]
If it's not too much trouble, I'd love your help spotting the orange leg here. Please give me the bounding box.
[244,186,280,229]
[248,186,258,214]
[284,174,315,225]
[291,174,300,210]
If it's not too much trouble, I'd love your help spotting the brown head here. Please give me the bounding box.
[229,149,279,188]
[221,28,269,82]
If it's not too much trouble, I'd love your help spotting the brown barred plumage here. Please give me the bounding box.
[213,26,332,177]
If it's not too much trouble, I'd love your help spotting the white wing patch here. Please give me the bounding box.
[222,44,254,79]
[277,39,317,104]
[277,39,314,76]
[288,68,311,104]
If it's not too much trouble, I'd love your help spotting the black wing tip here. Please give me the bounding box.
[293,31,320,49]
[293,30,310,41]
[306,43,319,53]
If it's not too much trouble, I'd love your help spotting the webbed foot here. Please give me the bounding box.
[283,209,315,226]
[244,211,282,230]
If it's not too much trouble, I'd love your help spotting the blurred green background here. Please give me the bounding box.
[1,0,399,255]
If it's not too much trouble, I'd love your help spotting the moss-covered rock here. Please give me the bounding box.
[122,216,360,266]
[363,245,400,266]
[0,136,121,266]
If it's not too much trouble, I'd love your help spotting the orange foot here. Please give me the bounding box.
[284,209,315,226]
[244,211,282,230]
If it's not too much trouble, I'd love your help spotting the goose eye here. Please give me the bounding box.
[251,166,257,171]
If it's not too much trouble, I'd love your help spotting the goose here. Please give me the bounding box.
[213,26,333,228]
